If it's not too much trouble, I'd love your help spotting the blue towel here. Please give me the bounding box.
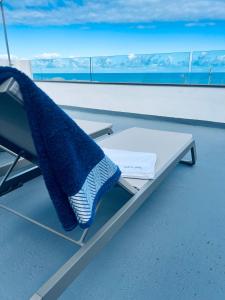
[0,67,121,230]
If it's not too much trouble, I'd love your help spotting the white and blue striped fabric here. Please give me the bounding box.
[68,155,119,228]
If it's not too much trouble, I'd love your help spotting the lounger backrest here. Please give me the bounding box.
[0,77,37,163]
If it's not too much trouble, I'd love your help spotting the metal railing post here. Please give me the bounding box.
[188,51,193,84]
[0,0,12,66]
[89,56,92,81]
[208,67,212,85]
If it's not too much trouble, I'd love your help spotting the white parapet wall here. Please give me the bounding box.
[36,81,225,123]
[0,59,33,78]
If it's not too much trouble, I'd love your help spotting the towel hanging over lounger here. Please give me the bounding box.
[0,67,121,230]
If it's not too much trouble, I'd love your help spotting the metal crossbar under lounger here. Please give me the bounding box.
[0,78,113,193]
[0,82,196,300]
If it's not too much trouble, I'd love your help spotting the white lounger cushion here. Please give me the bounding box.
[99,127,193,190]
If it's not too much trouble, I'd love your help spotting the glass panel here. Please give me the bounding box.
[31,57,91,81]
[91,52,190,84]
[190,50,225,85]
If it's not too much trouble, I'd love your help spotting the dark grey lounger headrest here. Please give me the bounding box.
[0,77,23,105]
[0,77,37,158]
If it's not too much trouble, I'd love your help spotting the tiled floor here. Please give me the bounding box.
[1,108,225,300]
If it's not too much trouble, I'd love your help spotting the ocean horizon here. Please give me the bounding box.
[33,72,225,85]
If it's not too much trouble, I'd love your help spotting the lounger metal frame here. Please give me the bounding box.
[0,135,196,300]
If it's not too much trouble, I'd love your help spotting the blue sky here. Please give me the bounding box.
[0,0,225,59]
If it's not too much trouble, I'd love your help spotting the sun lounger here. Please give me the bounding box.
[0,78,196,299]
[27,128,195,299]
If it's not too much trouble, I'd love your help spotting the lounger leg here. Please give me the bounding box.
[180,142,196,166]
[107,128,113,135]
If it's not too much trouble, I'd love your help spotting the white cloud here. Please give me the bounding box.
[128,53,136,60]
[34,52,61,59]
[32,57,91,73]
[0,53,18,59]
[91,52,190,73]
[217,54,225,62]
[135,24,156,29]
[185,22,216,27]
[192,50,225,71]
[2,0,225,26]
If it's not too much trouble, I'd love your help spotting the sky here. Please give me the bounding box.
[0,0,225,59]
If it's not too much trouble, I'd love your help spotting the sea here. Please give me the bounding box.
[33,72,225,85]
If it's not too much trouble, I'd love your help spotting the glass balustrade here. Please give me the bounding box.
[31,50,225,86]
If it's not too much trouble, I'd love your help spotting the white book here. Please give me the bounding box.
[103,148,157,180]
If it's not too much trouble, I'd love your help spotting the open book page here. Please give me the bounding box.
[103,148,157,179]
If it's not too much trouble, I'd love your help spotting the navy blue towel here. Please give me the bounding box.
[0,67,121,230]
